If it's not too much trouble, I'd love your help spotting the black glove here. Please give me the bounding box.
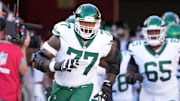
[126,73,143,84]
[54,58,79,72]
[31,49,46,62]
[94,80,112,101]
[31,49,48,72]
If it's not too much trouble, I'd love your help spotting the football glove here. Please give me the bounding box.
[126,73,144,84]
[54,58,79,72]
[94,80,112,101]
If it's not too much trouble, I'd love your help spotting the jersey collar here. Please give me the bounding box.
[144,40,167,56]
[74,30,96,48]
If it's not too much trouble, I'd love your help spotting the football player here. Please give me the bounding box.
[112,50,134,101]
[162,11,180,25]
[32,3,120,101]
[65,15,75,24]
[166,23,180,101]
[166,23,180,38]
[126,15,180,101]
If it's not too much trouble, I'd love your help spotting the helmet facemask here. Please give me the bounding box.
[142,25,166,46]
[75,17,101,39]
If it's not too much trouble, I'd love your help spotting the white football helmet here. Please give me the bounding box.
[142,15,166,46]
[74,3,101,39]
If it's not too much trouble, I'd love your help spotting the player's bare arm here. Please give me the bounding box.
[95,45,120,100]
[32,34,79,73]
[126,56,143,84]
[102,45,120,83]
[31,35,60,72]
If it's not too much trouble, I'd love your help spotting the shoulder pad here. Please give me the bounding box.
[100,30,113,44]
[128,40,144,50]
[166,38,180,43]
[52,21,72,36]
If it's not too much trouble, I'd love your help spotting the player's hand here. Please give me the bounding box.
[94,80,112,101]
[135,73,144,83]
[56,58,79,72]
[31,49,45,62]
[31,49,47,70]
[126,73,144,84]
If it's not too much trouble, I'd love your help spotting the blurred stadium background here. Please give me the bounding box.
[2,0,180,39]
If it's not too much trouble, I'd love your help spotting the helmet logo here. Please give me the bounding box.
[76,6,82,14]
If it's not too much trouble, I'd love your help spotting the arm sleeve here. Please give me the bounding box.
[42,41,58,56]
[127,56,139,73]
